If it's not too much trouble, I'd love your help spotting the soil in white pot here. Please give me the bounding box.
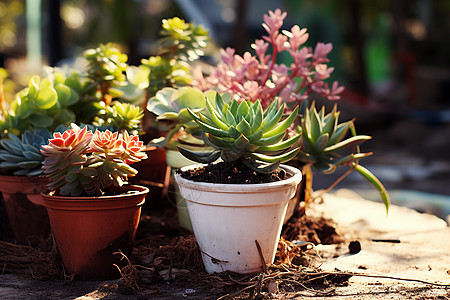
[177,160,289,184]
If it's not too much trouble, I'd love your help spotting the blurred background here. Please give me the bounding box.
[1,0,449,219]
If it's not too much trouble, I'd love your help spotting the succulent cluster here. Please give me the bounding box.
[0,75,79,137]
[41,125,147,196]
[179,93,301,173]
[192,9,343,110]
[0,129,52,176]
[297,102,390,211]
[297,102,372,173]
[74,43,145,128]
[93,101,144,135]
[84,43,128,104]
[147,87,215,149]
[141,17,209,97]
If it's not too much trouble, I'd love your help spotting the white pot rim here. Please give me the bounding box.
[174,163,301,194]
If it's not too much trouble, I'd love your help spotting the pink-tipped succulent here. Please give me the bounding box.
[192,9,344,110]
[41,125,147,196]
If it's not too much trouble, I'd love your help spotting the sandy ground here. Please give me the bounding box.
[1,189,449,299]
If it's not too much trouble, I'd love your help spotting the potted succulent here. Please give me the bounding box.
[65,42,168,203]
[0,71,80,244]
[40,124,148,279]
[0,129,52,244]
[174,93,302,274]
[192,9,389,217]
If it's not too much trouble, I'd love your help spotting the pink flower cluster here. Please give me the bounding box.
[193,9,344,110]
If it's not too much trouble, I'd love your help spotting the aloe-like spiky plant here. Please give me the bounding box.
[178,93,301,173]
[0,129,52,176]
[297,102,372,173]
[297,102,390,211]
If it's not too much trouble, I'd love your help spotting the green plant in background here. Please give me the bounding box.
[147,87,216,150]
[70,43,129,125]
[54,43,146,133]
[141,17,209,98]
[0,68,18,112]
[93,101,144,135]
[0,129,52,176]
[84,42,128,103]
[296,102,390,212]
[0,75,79,137]
[179,93,301,173]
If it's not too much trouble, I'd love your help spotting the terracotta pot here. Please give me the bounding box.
[129,146,170,207]
[174,164,302,274]
[0,175,50,244]
[41,185,149,280]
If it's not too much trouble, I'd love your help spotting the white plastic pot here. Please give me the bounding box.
[174,164,302,274]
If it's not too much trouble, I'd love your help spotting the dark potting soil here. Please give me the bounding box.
[282,214,344,245]
[177,160,289,184]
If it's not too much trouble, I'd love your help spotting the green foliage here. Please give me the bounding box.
[0,129,52,176]
[297,102,390,211]
[158,17,209,61]
[179,93,301,173]
[66,43,145,128]
[297,102,372,173]
[94,101,144,135]
[147,87,215,149]
[84,42,128,87]
[0,75,79,137]
[141,17,209,98]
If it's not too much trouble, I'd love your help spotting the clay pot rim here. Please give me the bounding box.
[40,184,149,201]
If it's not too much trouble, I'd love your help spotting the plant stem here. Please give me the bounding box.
[310,166,354,202]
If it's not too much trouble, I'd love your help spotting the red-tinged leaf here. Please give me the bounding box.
[50,138,65,147]
[64,133,76,147]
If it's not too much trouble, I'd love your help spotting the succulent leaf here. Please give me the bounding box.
[323,135,372,153]
[0,129,52,176]
[177,146,221,163]
[257,134,301,152]
[179,93,300,173]
[354,164,390,213]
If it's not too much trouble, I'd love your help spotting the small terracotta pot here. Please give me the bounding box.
[0,175,50,244]
[41,185,148,280]
[129,146,170,207]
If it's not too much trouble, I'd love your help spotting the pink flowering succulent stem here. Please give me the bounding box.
[259,46,278,91]
[192,9,343,110]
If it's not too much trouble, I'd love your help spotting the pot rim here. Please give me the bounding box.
[40,184,149,200]
[174,163,301,193]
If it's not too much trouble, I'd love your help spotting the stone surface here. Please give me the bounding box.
[303,189,450,299]
[1,190,449,299]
